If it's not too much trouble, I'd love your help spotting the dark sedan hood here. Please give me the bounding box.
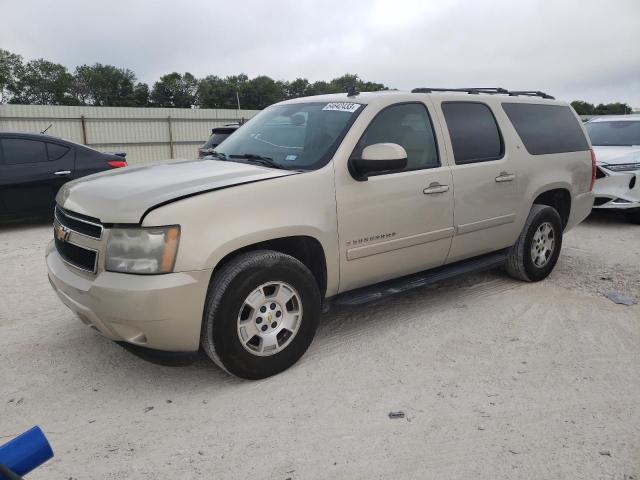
[57,159,295,223]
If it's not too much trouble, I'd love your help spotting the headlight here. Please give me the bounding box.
[106,226,180,274]
[603,163,640,172]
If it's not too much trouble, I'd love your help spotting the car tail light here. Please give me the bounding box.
[589,148,596,191]
[108,160,127,168]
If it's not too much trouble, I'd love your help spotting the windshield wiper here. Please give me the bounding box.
[229,153,284,169]
[211,150,229,160]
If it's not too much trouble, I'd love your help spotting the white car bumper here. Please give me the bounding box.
[592,166,640,210]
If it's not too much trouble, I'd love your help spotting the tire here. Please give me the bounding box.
[505,204,563,282]
[626,211,640,224]
[201,250,320,379]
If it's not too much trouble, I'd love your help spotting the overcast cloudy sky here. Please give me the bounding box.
[2,0,639,106]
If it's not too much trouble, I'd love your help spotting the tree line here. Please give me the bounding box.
[570,100,632,116]
[0,49,387,110]
[1,49,633,113]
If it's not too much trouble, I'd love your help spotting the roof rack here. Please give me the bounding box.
[411,87,554,100]
[411,87,508,95]
[507,90,555,99]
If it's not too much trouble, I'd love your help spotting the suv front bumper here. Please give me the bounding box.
[46,241,211,352]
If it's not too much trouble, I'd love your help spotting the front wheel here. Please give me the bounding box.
[505,204,563,282]
[201,250,320,379]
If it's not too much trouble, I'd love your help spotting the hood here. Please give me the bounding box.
[57,159,295,223]
[593,146,640,165]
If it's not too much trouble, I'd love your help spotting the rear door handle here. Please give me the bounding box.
[54,170,71,176]
[423,183,450,194]
[495,172,516,182]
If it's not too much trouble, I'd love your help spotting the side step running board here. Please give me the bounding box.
[329,250,508,308]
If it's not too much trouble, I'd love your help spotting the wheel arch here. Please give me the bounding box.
[209,234,329,299]
[531,186,572,229]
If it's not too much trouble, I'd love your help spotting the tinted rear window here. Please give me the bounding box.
[441,102,503,164]
[203,131,233,149]
[502,103,589,155]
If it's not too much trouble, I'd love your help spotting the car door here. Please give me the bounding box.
[0,136,74,216]
[434,101,520,262]
[334,101,455,293]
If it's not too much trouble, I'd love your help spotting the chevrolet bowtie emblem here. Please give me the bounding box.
[268,313,272,321]
[55,224,71,242]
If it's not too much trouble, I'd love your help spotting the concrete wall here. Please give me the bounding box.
[0,104,260,165]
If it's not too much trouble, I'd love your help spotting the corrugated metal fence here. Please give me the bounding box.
[0,104,260,165]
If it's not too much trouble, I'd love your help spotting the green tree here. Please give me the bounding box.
[197,75,238,109]
[0,49,23,104]
[329,73,388,94]
[9,59,76,105]
[571,101,595,115]
[226,74,249,109]
[594,102,632,115]
[307,80,335,96]
[150,72,199,108]
[305,74,389,96]
[242,75,286,109]
[284,78,311,99]
[0,50,392,109]
[74,63,138,106]
[133,82,150,107]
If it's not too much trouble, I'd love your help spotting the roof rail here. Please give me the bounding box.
[411,87,509,95]
[411,87,554,100]
[507,90,555,99]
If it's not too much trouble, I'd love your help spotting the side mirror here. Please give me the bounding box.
[350,143,408,181]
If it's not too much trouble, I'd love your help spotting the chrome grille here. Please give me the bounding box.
[54,235,98,272]
[54,206,103,273]
[55,206,103,239]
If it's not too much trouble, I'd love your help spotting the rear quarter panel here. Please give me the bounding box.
[493,102,593,233]
[74,146,112,179]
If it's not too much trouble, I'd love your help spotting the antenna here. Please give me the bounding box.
[346,85,359,97]
[41,124,53,135]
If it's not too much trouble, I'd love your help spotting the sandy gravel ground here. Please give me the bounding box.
[1,211,639,480]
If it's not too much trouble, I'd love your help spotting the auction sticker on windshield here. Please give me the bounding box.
[322,102,361,113]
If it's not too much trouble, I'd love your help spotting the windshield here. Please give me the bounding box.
[586,121,640,146]
[212,101,363,170]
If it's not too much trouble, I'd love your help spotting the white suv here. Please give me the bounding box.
[47,88,595,379]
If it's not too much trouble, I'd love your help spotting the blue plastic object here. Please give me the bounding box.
[0,427,53,478]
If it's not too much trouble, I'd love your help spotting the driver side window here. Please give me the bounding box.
[353,103,439,172]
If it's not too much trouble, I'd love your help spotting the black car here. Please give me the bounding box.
[0,132,127,219]
[197,124,240,158]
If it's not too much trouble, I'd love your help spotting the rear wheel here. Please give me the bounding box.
[201,250,320,379]
[505,204,563,282]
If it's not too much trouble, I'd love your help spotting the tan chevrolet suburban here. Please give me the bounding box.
[47,87,595,379]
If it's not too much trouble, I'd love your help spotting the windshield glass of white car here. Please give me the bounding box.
[586,121,640,146]
[212,102,363,170]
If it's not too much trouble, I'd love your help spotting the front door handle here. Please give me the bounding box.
[495,172,516,182]
[423,183,450,194]
[54,170,71,176]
